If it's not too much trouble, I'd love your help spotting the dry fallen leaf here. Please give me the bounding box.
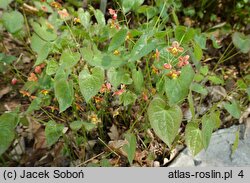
[108,124,120,140]
[108,140,127,156]
[0,86,11,99]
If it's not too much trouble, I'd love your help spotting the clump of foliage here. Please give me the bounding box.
[0,0,249,166]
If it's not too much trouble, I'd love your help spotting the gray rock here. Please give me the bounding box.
[170,125,250,167]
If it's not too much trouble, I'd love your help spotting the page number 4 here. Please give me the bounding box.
[238,170,244,178]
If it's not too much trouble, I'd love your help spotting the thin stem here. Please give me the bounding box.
[153,1,167,30]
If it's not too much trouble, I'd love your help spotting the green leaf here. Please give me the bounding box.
[132,0,145,11]
[201,113,217,149]
[30,34,52,66]
[210,35,222,49]
[70,121,96,131]
[190,83,208,95]
[232,32,250,53]
[2,11,24,33]
[165,65,195,105]
[129,35,156,62]
[81,46,124,69]
[78,8,91,29]
[0,112,19,156]
[26,97,42,114]
[59,50,81,69]
[247,87,250,101]
[132,68,144,94]
[120,91,137,106]
[194,74,204,82]
[0,0,13,9]
[54,68,74,112]
[78,67,104,103]
[185,122,203,156]
[200,65,209,76]
[175,26,195,44]
[35,43,51,66]
[100,159,112,167]
[94,9,105,27]
[46,59,58,75]
[108,29,128,52]
[231,130,239,156]
[100,54,124,69]
[193,41,203,61]
[208,75,224,85]
[148,96,183,147]
[236,79,247,89]
[224,100,241,119]
[121,0,135,13]
[123,133,137,166]
[45,120,64,147]
[32,21,57,41]
[107,68,133,88]
[137,5,158,19]
[194,34,207,50]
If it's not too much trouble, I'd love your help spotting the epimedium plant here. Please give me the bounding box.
[0,0,249,165]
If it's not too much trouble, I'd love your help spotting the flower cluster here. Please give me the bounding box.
[108,8,120,29]
[154,41,190,79]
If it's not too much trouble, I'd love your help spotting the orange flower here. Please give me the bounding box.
[73,17,81,24]
[113,50,120,55]
[20,90,31,97]
[58,9,69,19]
[153,49,160,60]
[167,70,181,79]
[108,8,117,20]
[167,41,184,56]
[28,73,38,82]
[41,5,48,12]
[108,8,116,15]
[100,83,112,93]
[51,1,62,9]
[113,84,125,96]
[94,96,104,103]
[41,89,49,95]
[126,32,132,41]
[163,63,172,69]
[152,65,159,74]
[88,112,101,124]
[35,66,42,74]
[106,83,112,90]
[142,92,148,101]
[178,55,190,67]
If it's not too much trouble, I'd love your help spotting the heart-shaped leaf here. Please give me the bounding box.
[0,0,13,9]
[78,8,91,29]
[224,100,241,119]
[185,122,203,156]
[148,96,183,147]
[132,68,144,94]
[122,133,137,166]
[54,68,74,112]
[78,67,104,103]
[232,32,250,53]
[129,34,157,62]
[201,111,220,149]
[0,112,19,156]
[59,50,81,69]
[45,120,64,147]
[108,29,128,52]
[32,20,57,41]
[165,65,195,105]
[2,11,24,33]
